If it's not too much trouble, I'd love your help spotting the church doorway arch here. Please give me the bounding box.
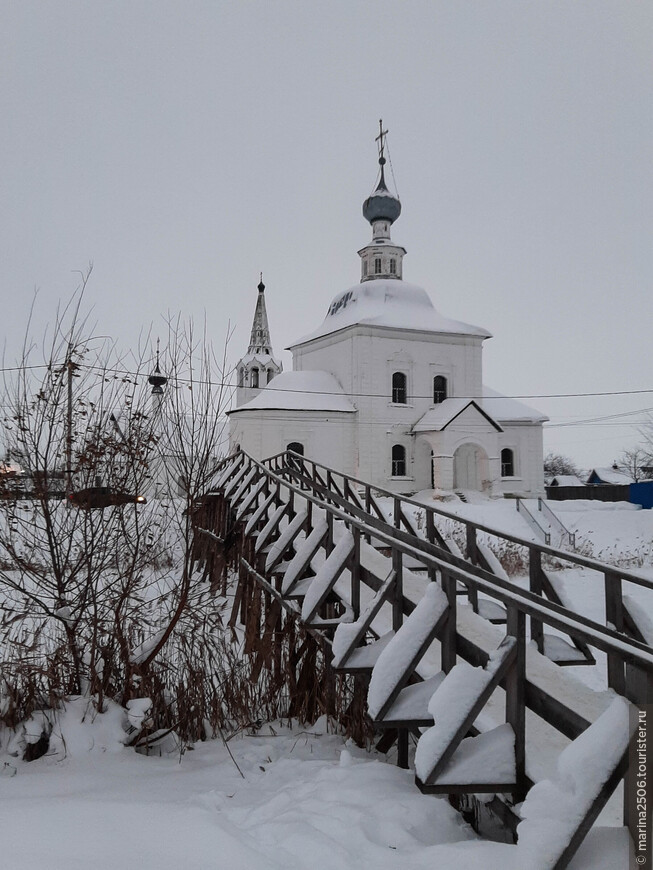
[453,443,489,491]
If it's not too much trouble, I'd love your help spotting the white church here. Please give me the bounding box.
[229,131,547,497]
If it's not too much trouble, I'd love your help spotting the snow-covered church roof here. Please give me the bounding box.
[228,370,357,414]
[412,399,503,433]
[289,279,492,348]
[481,386,549,424]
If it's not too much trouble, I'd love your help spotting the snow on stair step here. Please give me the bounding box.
[222,461,249,496]
[284,574,315,600]
[235,478,266,520]
[542,634,589,663]
[336,631,395,671]
[281,520,328,594]
[414,641,515,783]
[515,697,634,869]
[380,672,445,726]
[230,467,257,504]
[367,583,448,720]
[265,509,308,571]
[301,531,355,621]
[254,503,288,553]
[477,598,507,623]
[215,456,240,489]
[244,492,276,537]
[331,570,395,668]
[434,724,515,786]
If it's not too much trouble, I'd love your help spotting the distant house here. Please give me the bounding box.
[548,474,584,487]
[586,467,635,486]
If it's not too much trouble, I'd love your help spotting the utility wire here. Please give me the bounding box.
[4,361,653,406]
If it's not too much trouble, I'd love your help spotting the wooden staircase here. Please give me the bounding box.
[194,449,653,869]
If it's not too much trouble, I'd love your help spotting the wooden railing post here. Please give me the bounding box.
[364,486,372,543]
[529,547,545,654]
[351,527,361,619]
[393,497,401,530]
[605,571,625,694]
[441,570,457,674]
[506,605,527,802]
[465,525,479,612]
[392,545,403,633]
[326,511,335,556]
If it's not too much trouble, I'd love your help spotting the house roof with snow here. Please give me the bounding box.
[411,399,503,433]
[548,475,584,487]
[586,467,635,485]
[228,370,357,414]
[288,279,492,348]
[481,386,549,424]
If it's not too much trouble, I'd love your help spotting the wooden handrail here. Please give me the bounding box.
[217,450,653,672]
[262,450,653,591]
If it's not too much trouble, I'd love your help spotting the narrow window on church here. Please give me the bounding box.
[389,259,396,275]
[433,375,447,404]
[392,371,407,404]
[374,258,382,274]
[363,260,367,277]
[391,444,406,477]
[501,448,515,477]
[251,368,259,388]
[238,367,244,387]
[267,368,274,384]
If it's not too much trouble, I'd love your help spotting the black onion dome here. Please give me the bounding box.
[148,364,167,392]
[362,162,401,225]
[363,189,402,224]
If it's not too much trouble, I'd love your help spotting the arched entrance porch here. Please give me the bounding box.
[453,443,489,491]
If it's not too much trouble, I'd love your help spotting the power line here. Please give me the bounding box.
[5,360,653,403]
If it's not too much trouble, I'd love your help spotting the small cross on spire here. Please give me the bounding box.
[375,119,388,164]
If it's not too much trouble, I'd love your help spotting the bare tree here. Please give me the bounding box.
[543,452,583,480]
[616,447,653,483]
[0,285,236,747]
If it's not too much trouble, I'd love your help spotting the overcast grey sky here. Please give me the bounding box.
[1,1,651,469]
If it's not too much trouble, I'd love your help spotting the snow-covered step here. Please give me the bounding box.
[244,491,276,537]
[230,466,258,505]
[331,570,396,670]
[378,672,445,728]
[542,634,592,665]
[514,697,634,869]
[283,574,316,600]
[254,503,288,553]
[414,638,516,791]
[265,508,308,572]
[235,477,266,520]
[214,455,241,489]
[301,531,355,623]
[433,724,516,789]
[477,597,507,624]
[222,460,249,497]
[338,631,395,673]
[366,584,449,722]
[280,519,328,595]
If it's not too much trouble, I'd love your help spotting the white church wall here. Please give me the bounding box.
[229,409,357,471]
[292,324,487,492]
[497,423,545,496]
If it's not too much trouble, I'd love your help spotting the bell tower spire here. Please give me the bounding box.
[358,120,406,282]
[236,276,283,407]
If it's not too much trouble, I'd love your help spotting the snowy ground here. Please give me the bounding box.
[1,496,646,869]
[0,703,632,870]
